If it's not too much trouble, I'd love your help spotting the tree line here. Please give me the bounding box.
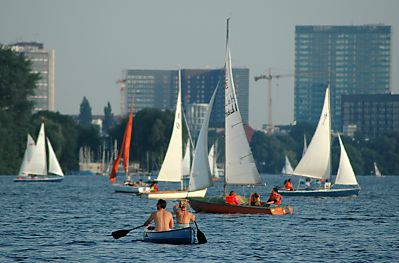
[1,46,398,176]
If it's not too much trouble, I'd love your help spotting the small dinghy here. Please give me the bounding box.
[143,226,196,245]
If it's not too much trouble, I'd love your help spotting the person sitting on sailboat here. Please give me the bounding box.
[150,181,159,192]
[266,187,283,207]
[144,199,174,232]
[284,179,294,191]
[249,192,263,206]
[225,191,241,205]
[173,200,196,229]
[323,179,331,189]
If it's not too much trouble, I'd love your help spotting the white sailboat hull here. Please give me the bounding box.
[111,183,150,193]
[279,187,360,197]
[147,188,207,200]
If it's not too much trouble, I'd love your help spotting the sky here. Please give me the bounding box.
[1,0,398,129]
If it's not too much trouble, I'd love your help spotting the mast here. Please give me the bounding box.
[224,17,230,195]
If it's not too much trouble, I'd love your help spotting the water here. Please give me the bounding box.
[1,174,398,262]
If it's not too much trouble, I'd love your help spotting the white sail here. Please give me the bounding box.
[156,69,183,182]
[335,134,358,185]
[281,155,294,175]
[47,138,64,176]
[27,123,48,176]
[18,135,36,176]
[182,138,191,176]
[208,143,219,178]
[224,19,262,185]
[293,87,331,180]
[188,86,217,191]
[374,162,382,177]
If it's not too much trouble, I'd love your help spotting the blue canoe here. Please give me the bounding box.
[143,226,196,245]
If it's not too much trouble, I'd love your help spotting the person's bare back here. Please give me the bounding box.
[144,199,174,231]
[174,200,195,225]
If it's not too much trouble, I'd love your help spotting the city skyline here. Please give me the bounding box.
[1,0,398,129]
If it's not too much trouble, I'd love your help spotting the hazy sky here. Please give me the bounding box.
[1,0,398,129]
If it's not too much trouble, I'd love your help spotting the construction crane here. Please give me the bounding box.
[254,68,294,135]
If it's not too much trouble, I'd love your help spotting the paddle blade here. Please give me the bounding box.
[196,229,207,244]
[111,229,131,239]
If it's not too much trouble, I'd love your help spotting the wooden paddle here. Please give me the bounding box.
[194,221,207,244]
[111,224,145,239]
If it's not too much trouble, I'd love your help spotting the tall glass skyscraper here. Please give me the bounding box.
[120,68,250,128]
[294,25,391,130]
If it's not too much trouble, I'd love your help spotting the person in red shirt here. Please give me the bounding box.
[266,187,283,206]
[225,191,241,205]
[284,179,294,191]
[150,181,159,192]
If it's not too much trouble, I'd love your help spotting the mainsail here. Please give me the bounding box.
[208,142,219,178]
[28,123,48,176]
[188,86,218,191]
[293,86,331,180]
[335,134,358,185]
[110,98,134,183]
[156,69,183,182]
[374,162,382,177]
[224,18,261,186]
[281,155,294,175]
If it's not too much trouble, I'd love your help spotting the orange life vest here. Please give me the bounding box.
[225,195,239,205]
[268,192,282,205]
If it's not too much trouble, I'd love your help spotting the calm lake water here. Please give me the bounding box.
[0,174,398,262]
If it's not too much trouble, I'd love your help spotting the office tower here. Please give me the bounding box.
[120,68,250,128]
[295,25,391,130]
[10,42,55,112]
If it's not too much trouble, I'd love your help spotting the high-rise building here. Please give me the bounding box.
[294,25,391,130]
[9,42,56,112]
[120,68,250,128]
[341,93,399,138]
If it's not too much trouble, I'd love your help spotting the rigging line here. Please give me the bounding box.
[231,121,242,128]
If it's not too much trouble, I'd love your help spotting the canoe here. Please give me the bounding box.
[143,226,196,245]
[188,196,293,215]
[14,176,63,182]
[279,187,360,197]
[111,183,150,193]
[146,188,207,200]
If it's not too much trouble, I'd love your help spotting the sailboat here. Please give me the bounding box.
[147,69,208,200]
[373,162,382,177]
[281,155,294,175]
[15,123,64,182]
[279,86,360,197]
[109,99,150,193]
[188,19,293,215]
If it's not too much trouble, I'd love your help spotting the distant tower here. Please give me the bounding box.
[294,25,391,130]
[10,42,56,112]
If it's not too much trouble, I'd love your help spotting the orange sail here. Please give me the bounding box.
[109,98,134,183]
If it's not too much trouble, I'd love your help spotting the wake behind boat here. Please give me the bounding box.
[15,123,64,182]
[279,87,360,197]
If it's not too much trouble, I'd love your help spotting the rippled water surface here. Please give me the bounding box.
[1,174,398,262]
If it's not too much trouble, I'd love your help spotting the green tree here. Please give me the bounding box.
[78,96,92,126]
[0,47,38,174]
[102,101,115,135]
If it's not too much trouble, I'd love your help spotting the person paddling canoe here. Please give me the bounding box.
[173,200,196,229]
[144,199,174,231]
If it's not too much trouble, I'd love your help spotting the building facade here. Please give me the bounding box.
[294,25,391,130]
[10,42,56,112]
[341,93,399,138]
[120,68,250,128]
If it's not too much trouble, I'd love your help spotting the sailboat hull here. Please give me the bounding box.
[188,197,293,215]
[146,189,207,200]
[14,176,63,182]
[279,188,360,197]
[143,226,196,245]
[111,184,150,193]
